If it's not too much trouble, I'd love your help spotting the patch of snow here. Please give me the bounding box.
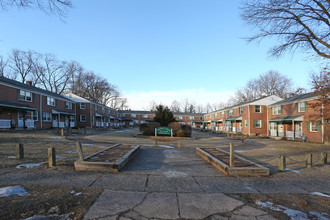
[70,190,75,194]
[91,156,99,159]
[49,136,63,139]
[158,145,175,149]
[74,192,82,196]
[309,211,330,219]
[268,148,276,151]
[164,170,188,178]
[7,156,16,159]
[105,160,109,163]
[98,146,107,149]
[235,150,245,153]
[310,192,330,198]
[16,163,42,169]
[256,201,309,220]
[83,144,94,146]
[0,186,29,197]
[286,168,301,175]
[56,156,65,159]
[24,214,70,220]
[65,150,77,154]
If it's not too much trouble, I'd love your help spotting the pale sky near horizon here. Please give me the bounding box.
[0,0,323,110]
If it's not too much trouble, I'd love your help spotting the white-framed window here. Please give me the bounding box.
[94,105,98,111]
[80,115,86,122]
[19,90,32,102]
[244,120,248,128]
[273,106,281,115]
[143,114,148,118]
[65,102,72,109]
[221,111,224,117]
[310,121,320,132]
[298,102,307,112]
[70,115,75,122]
[80,103,86,109]
[131,114,136,118]
[229,109,234,116]
[215,113,218,118]
[92,116,95,122]
[189,116,194,120]
[26,111,38,121]
[177,116,183,120]
[108,108,111,114]
[47,97,55,106]
[102,107,105,113]
[255,105,261,113]
[42,112,52,122]
[254,120,262,128]
[239,107,244,114]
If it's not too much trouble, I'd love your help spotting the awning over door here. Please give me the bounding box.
[0,100,36,111]
[269,115,304,123]
[225,116,242,122]
[52,109,75,115]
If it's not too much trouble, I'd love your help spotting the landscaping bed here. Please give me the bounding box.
[196,147,269,177]
[74,144,140,172]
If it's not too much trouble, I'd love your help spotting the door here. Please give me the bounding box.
[278,124,284,137]
[18,112,24,128]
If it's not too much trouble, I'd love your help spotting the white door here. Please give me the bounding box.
[278,124,284,137]
[18,112,24,128]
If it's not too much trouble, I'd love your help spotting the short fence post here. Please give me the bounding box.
[155,128,157,137]
[61,128,64,136]
[306,154,312,168]
[171,129,173,138]
[178,140,182,148]
[16,143,24,159]
[230,143,234,167]
[278,155,286,171]
[48,147,56,167]
[76,141,84,161]
[321,152,327,164]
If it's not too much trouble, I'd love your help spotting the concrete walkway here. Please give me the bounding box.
[1,148,329,219]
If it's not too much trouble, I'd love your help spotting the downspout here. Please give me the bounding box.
[248,105,250,136]
[266,106,269,137]
[90,104,92,128]
[40,94,43,129]
[322,104,324,144]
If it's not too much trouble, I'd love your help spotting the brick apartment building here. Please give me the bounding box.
[0,76,76,129]
[203,95,283,136]
[268,93,329,144]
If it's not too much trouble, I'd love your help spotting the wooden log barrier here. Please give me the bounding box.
[278,155,286,172]
[76,141,85,161]
[16,143,24,160]
[229,143,234,167]
[306,154,312,168]
[321,152,327,164]
[48,147,56,167]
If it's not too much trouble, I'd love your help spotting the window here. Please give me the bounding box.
[42,112,52,122]
[215,113,218,118]
[94,105,98,111]
[177,116,183,120]
[26,111,38,121]
[298,102,307,112]
[65,102,72,109]
[229,109,234,116]
[254,120,262,128]
[273,106,282,115]
[108,108,111,114]
[189,116,194,120]
[70,115,75,122]
[244,120,248,128]
[102,107,105,113]
[255,105,261,113]
[239,107,244,114]
[92,116,94,122]
[221,111,224,117]
[310,121,320,132]
[143,114,148,118]
[131,114,136,118]
[80,115,86,122]
[47,97,55,106]
[80,103,86,109]
[19,90,32,102]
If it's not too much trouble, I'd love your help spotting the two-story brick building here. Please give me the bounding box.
[268,93,329,143]
[203,95,283,136]
[0,76,76,129]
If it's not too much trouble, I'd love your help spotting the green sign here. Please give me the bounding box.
[156,127,172,136]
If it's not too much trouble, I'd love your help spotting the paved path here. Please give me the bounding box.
[1,148,329,219]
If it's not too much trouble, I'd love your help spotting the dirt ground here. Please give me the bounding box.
[0,127,329,219]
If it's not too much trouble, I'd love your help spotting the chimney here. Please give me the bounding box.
[26,81,32,86]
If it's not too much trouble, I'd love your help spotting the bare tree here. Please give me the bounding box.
[232,70,294,104]
[241,0,330,59]
[8,49,35,83]
[170,100,181,112]
[0,0,72,19]
[0,55,8,77]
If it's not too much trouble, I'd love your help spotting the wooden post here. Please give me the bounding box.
[155,128,157,137]
[306,154,312,168]
[61,128,64,136]
[48,147,56,167]
[76,141,84,161]
[278,155,286,171]
[229,143,234,167]
[155,139,158,146]
[16,143,24,159]
[178,140,182,148]
[171,129,173,137]
[321,152,327,164]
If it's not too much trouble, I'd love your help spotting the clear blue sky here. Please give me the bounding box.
[0,0,321,109]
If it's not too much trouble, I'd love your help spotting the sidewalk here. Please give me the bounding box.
[0,148,329,219]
